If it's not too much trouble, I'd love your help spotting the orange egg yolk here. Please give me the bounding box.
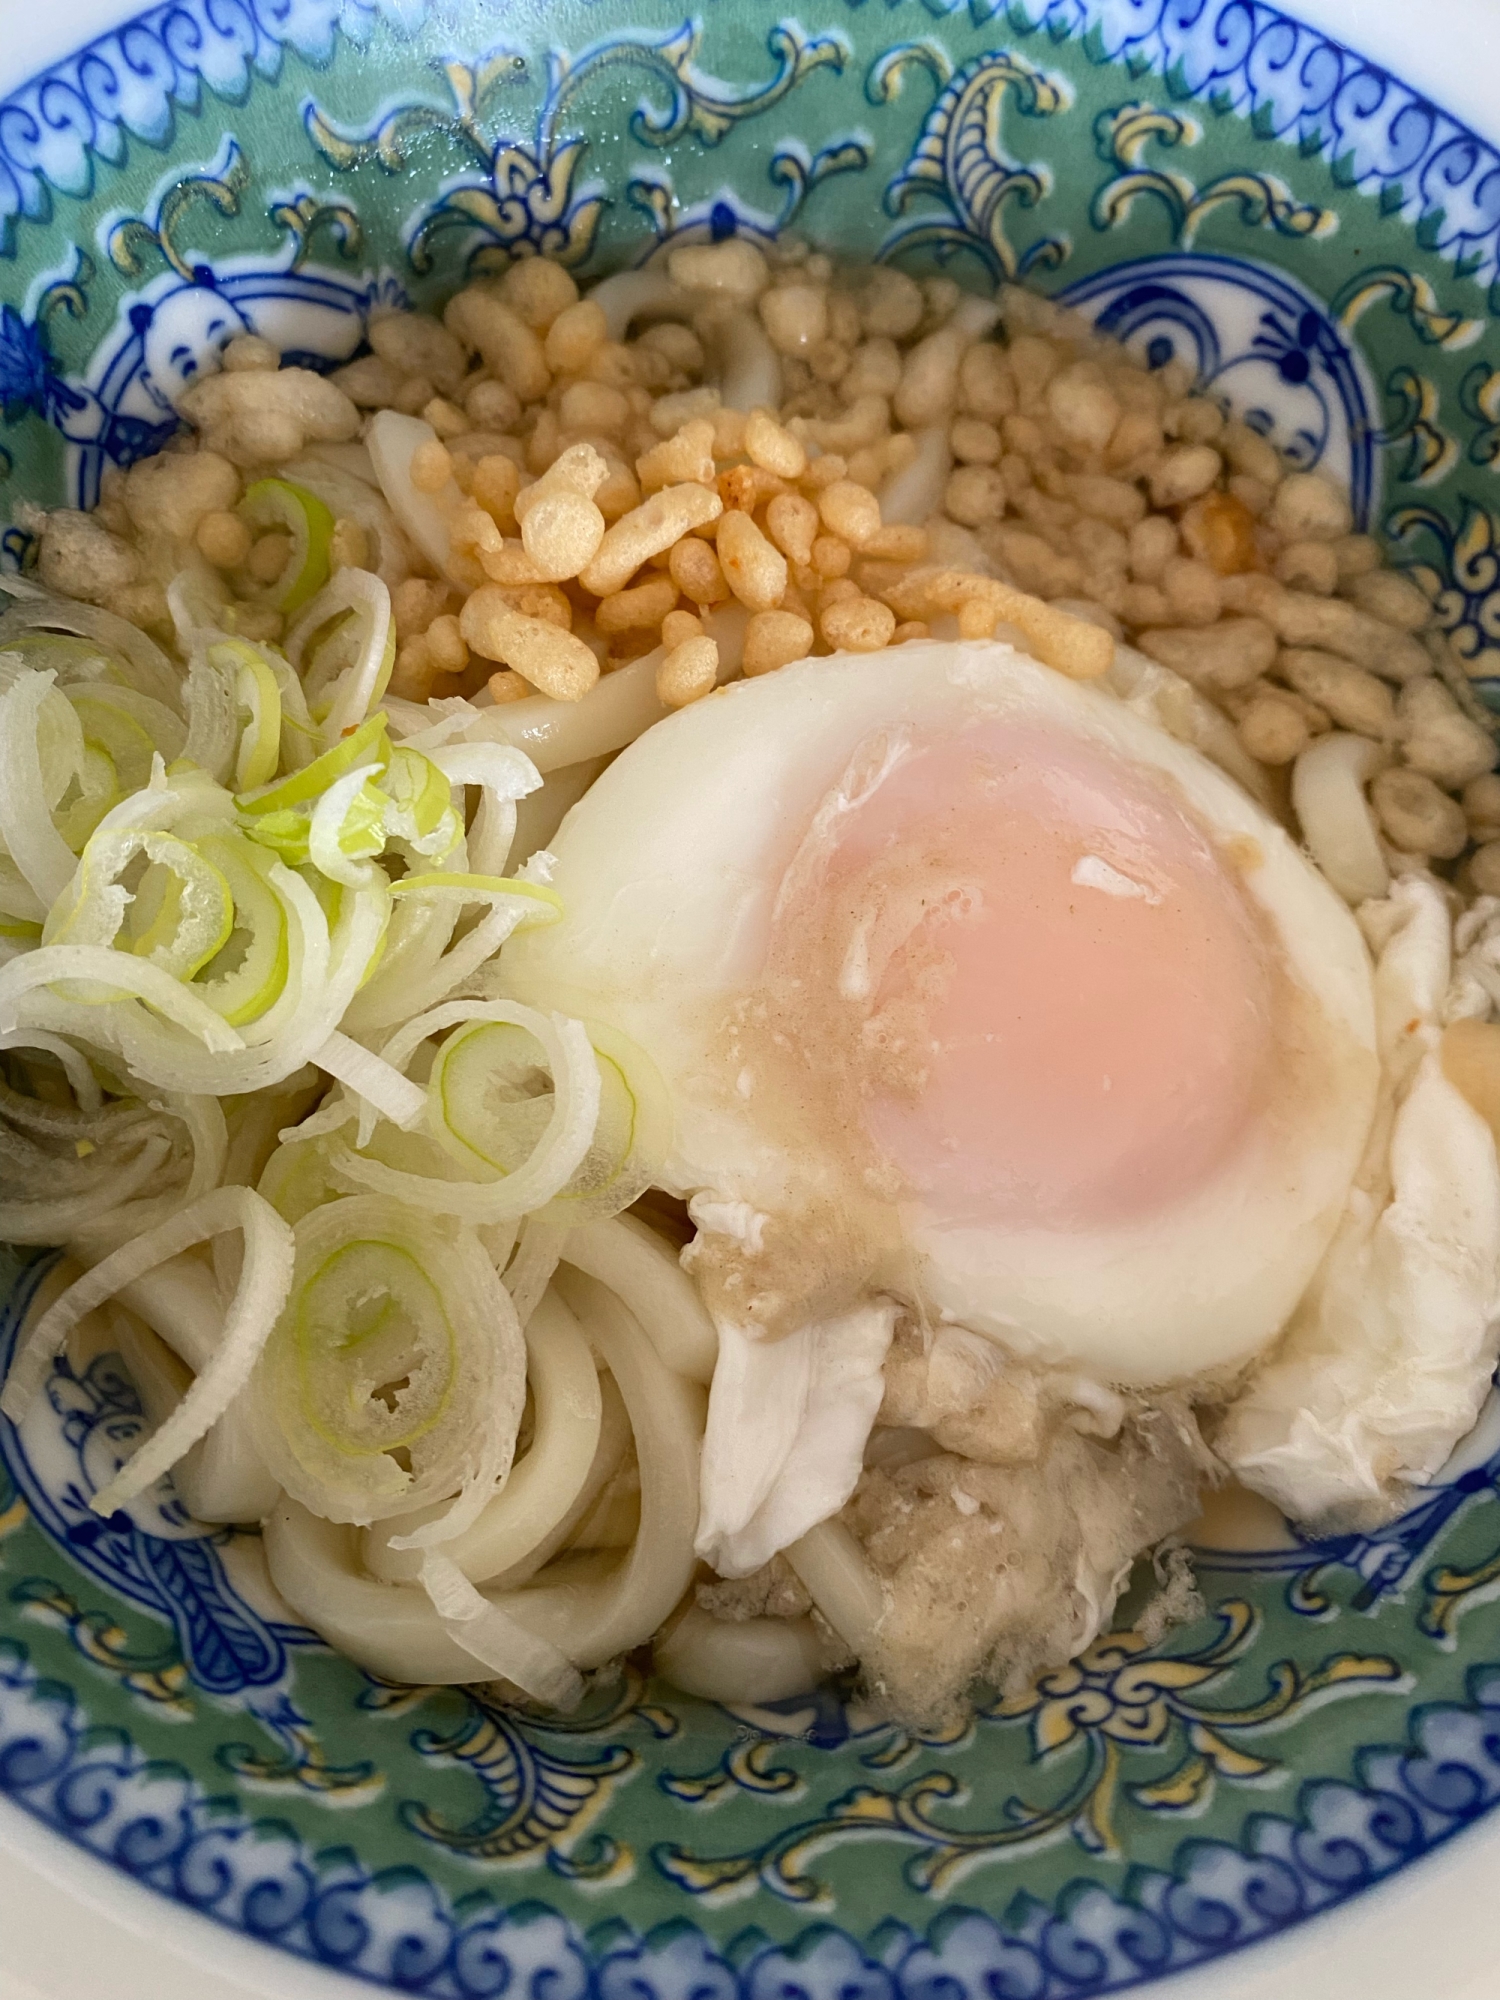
[805,719,1276,1229]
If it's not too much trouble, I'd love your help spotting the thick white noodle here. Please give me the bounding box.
[656,1603,825,1705]
[564,1213,717,1384]
[364,1286,603,1585]
[879,426,952,527]
[524,1265,702,1663]
[107,1273,280,1522]
[1291,732,1391,905]
[365,411,458,577]
[264,1267,703,1682]
[784,1517,887,1660]
[468,649,670,773]
[713,314,781,413]
[467,611,743,771]
[419,1551,584,1707]
[2,1187,293,1517]
[266,1499,506,1684]
[175,1401,282,1524]
[589,271,690,344]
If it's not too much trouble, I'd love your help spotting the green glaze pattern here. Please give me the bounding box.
[4,2,1500,1991]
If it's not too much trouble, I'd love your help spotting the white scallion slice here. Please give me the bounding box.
[426,743,542,877]
[250,1192,525,1527]
[68,688,186,791]
[236,478,335,616]
[0,597,182,710]
[44,827,235,992]
[332,1001,599,1223]
[285,569,395,740]
[0,943,244,1051]
[188,833,291,1027]
[219,642,284,792]
[381,745,462,860]
[313,1029,426,1131]
[431,1014,669,1225]
[87,1188,296,1515]
[345,875,558,1033]
[0,1185,292,1443]
[0,671,84,904]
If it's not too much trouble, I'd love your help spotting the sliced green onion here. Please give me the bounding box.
[427,743,543,877]
[0,855,46,927]
[190,833,291,1027]
[3,632,116,682]
[0,672,84,904]
[69,688,184,795]
[50,740,120,853]
[388,871,563,922]
[89,1187,295,1515]
[431,1015,667,1224]
[285,570,394,739]
[182,645,240,786]
[0,1184,290,1429]
[237,709,388,817]
[45,828,235,984]
[237,478,335,616]
[333,1001,600,1223]
[250,1193,525,1527]
[218,643,284,792]
[313,1028,427,1131]
[349,875,558,1032]
[258,1127,349,1227]
[0,597,182,710]
[382,746,461,860]
[307,767,388,887]
[266,656,321,774]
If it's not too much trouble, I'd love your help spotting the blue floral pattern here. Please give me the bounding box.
[4,1,1500,290]
[7,1632,1500,1997]
[6,0,1500,1992]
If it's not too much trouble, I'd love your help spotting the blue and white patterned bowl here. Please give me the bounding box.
[5,3,1500,1995]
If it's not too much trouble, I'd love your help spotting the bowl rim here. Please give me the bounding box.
[4,3,1500,1998]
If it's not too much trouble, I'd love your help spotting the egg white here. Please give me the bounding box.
[502,639,1381,1390]
[1216,873,1500,1528]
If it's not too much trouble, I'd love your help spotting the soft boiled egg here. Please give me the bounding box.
[502,638,1380,1406]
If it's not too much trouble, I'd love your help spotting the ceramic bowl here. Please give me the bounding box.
[4,3,1500,1995]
